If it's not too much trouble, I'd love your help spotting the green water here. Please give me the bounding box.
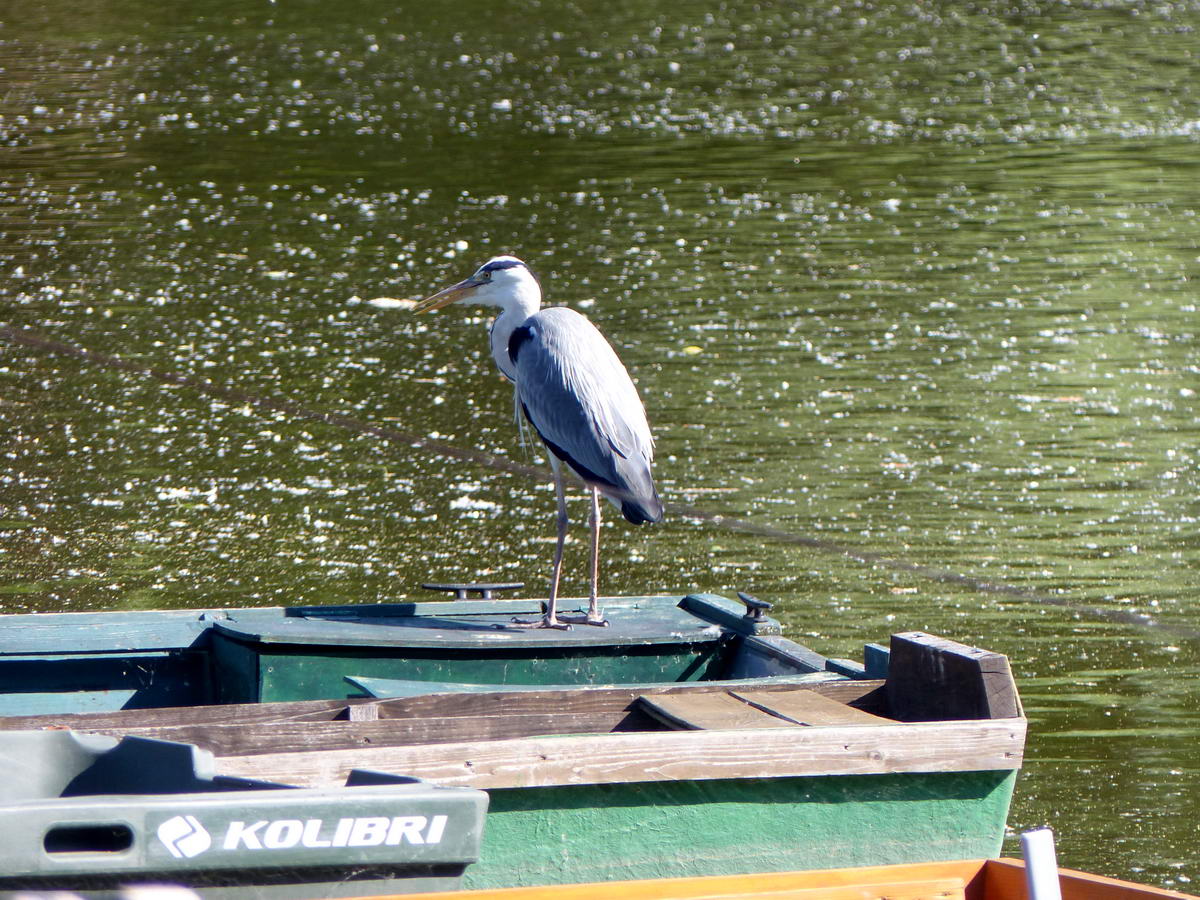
[2,0,1198,889]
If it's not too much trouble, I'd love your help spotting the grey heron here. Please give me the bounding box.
[413,255,663,628]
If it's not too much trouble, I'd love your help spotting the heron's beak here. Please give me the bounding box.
[412,277,483,313]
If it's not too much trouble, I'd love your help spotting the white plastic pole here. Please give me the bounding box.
[1020,827,1064,900]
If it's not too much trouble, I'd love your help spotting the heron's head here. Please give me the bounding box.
[413,255,541,314]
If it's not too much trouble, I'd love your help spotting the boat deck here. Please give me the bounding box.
[0,594,834,714]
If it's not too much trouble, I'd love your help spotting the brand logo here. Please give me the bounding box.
[224,815,449,850]
[155,814,449,857]
[157,815,212,859]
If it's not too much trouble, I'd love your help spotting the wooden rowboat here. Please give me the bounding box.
[1,628,1027,893]
[342,858,1199,900]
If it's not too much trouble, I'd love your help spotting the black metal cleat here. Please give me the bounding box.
[736,591,773,621]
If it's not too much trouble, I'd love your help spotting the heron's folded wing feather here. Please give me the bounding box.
[513,308,654,490]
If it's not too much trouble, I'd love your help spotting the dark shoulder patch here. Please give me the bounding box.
[508,324,534,366]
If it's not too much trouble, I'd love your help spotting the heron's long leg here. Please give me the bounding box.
[587,486,603,619]
[509,455,571,630]
[544,456,569,628]
[558,485,608,626]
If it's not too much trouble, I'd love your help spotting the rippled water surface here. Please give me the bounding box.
[3,0,1199,889]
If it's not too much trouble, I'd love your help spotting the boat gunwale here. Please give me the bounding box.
[214,714,1027,790]
[331,857,1198,900]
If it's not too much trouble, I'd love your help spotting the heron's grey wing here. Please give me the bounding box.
[512,307,661,523]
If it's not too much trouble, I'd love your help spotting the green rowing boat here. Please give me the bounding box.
[0,594,1025,896]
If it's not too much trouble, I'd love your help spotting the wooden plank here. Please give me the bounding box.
[638,692,795,730]
[0,608,216,654]
[0,680,885,734]
[338,858,1200,900]
[349,672,847,699]
[217,717,1026,789]
[0,689,138,717]
[0,697,352,731]
[347,702,379,722]
[725,634,828,677]
[742,882,964,900]
[983,859,1198,900]
[864,642,890,678]
[43,710,646,757]
[731,689,894,726]
[338,860,989,900]
[886,632,1020,722]
[360,679,885,722]
[636,879,966,899]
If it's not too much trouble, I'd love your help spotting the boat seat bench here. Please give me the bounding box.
[638,687,895,730]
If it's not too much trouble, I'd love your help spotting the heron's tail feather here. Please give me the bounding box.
[621,485,664,525]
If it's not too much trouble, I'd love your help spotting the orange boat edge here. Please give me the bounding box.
[342,858,1197,900]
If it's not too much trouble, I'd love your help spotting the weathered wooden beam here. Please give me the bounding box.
[886,632,1021,722]
[732,689,895,726]
[363,875,970,900]
[639,687,895,731]
[39,710,649,757]
[216,717,1026,789]
[0,678,884,733]
[0,697,352,731]
[339,858,1190,900]
[982,858,1194,900]
[361,678,884,721]
[726,634,828,677]
[637,692,795,730]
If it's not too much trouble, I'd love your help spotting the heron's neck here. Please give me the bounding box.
[488,294,540,382]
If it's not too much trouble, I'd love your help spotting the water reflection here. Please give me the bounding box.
[2,0,1199,889]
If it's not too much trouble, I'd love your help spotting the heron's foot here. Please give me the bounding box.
[509,616,572,631]
[557,611,609,627]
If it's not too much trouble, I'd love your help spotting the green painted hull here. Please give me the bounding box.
[469,770,1017,889]
[214,639,731,705]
